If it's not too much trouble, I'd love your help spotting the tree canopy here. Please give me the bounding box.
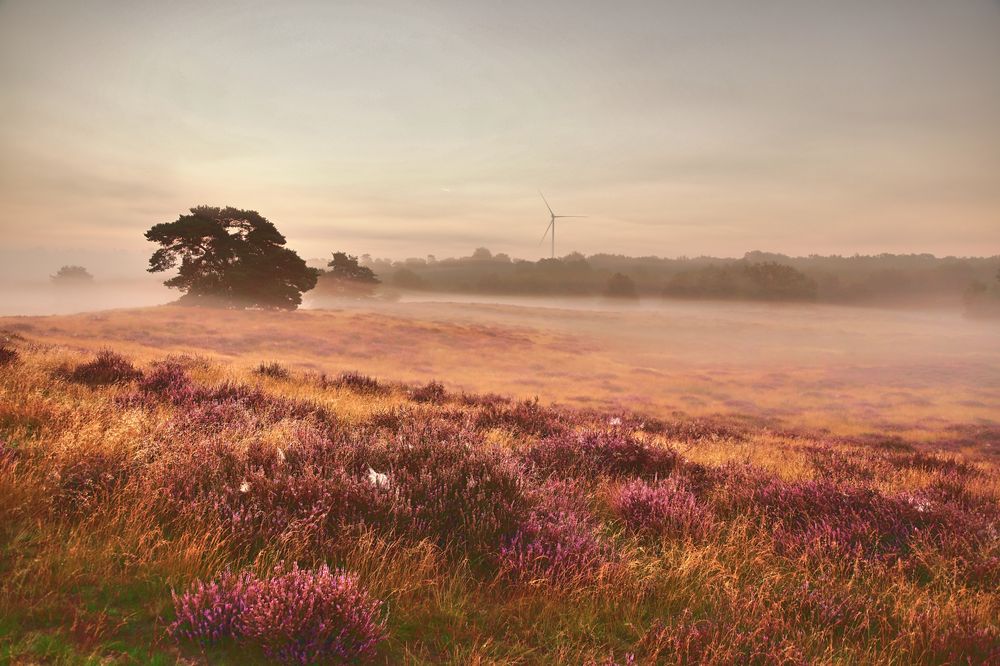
[145,206,317,310]
[51,265,94,284]
[313,252,381,299]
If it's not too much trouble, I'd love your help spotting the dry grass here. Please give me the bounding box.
[0,310,998,664]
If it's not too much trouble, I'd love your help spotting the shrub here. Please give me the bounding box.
[254,361,290,380]
[374,422,528,555]
[137,361,197,403]
[471,396,566,437]
[67,350,143,386]
[170,565,387,664]
[241,563,386,665]
[499,482,611,584]
[169,570,255,644]
[524,426,679,480]
[612,478,713,540]
[0,345,18,367]
[333,371,388,395]
[411,380,446,404]
[148,432,387,544]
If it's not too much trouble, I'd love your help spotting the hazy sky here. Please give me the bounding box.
[1,0,998,276]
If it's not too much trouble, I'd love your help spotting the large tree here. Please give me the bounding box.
[145,206,318,310]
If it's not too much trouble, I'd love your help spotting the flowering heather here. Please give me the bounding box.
[241,563,387,665]
[374,422,529,555]
[136,360,197,402]
[410,380,447,404]
[524,426,679,480]
[499,483,612,584]
[612,478,713,540]
[3,344,1000,663]
[0,344,18,366]
[170,565,387,664]
[470,395,566,437]
[147,433,387,544]
[169,569,255,644]
[66,350,143,386]
[332,371,388,395]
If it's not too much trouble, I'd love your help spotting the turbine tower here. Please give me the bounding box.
[538,191,586,259]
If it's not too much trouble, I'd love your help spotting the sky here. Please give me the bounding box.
[1,0,999,278]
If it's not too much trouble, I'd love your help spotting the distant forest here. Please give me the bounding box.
[324,250,1000,306]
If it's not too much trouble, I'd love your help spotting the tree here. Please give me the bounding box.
[145,206,317,310]
[315,252,381,298]
[605,272,638,299]
[392,268,425,289]
[51,265,94,284]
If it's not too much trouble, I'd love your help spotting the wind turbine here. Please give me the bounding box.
[538,191,586,259]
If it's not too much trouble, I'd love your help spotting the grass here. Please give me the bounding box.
[0,315,998,664]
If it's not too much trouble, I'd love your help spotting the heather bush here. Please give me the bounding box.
[148,433,387,544]
[0,344,18,366]
[612,478,713,540]
[254,360,290,380]
[170,565,387,664]
[67,350,143,386]
[524,426,679,480]
[241,563,387,665]
[471,396,565,437]
[410,380,446,404]
[333,371,388,395]
[169,569,255,644]
[499,482,612,584]
[137,360,197,403]
[373,421,529,555]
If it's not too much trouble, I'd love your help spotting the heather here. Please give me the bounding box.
[1,342,998,664]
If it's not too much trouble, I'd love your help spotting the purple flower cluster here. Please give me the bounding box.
[374,422,529,555]
[525,426,678,479]
[67,350,143,386]
[242,563,387,665]
[125,361,330,426]
[331,371,388,395]
[612,478,713,540]
[467,395,566,437]
[169,569,253,644]
[410,380,447,404]
[499,483,611,584]
[170,564,387,664]
[147,430,386,545]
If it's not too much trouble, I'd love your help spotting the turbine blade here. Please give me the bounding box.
[539,220,553,244]
[539,191,554,216]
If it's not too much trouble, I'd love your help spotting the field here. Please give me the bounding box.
[0,301,998,664]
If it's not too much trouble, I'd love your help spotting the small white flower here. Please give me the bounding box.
[367,467,389,488]
[239,480,251,493]
[609,417,622,426]
[276,447,286,463]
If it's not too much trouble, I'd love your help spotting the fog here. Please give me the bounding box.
[0,279,172,316]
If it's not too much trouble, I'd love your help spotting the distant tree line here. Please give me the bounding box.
[142,207,999,310]
[358,248,1000,306]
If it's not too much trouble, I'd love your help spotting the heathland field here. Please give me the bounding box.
[0,301,998,663]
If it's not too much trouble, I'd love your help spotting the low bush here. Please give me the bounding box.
[67,350,143,386]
